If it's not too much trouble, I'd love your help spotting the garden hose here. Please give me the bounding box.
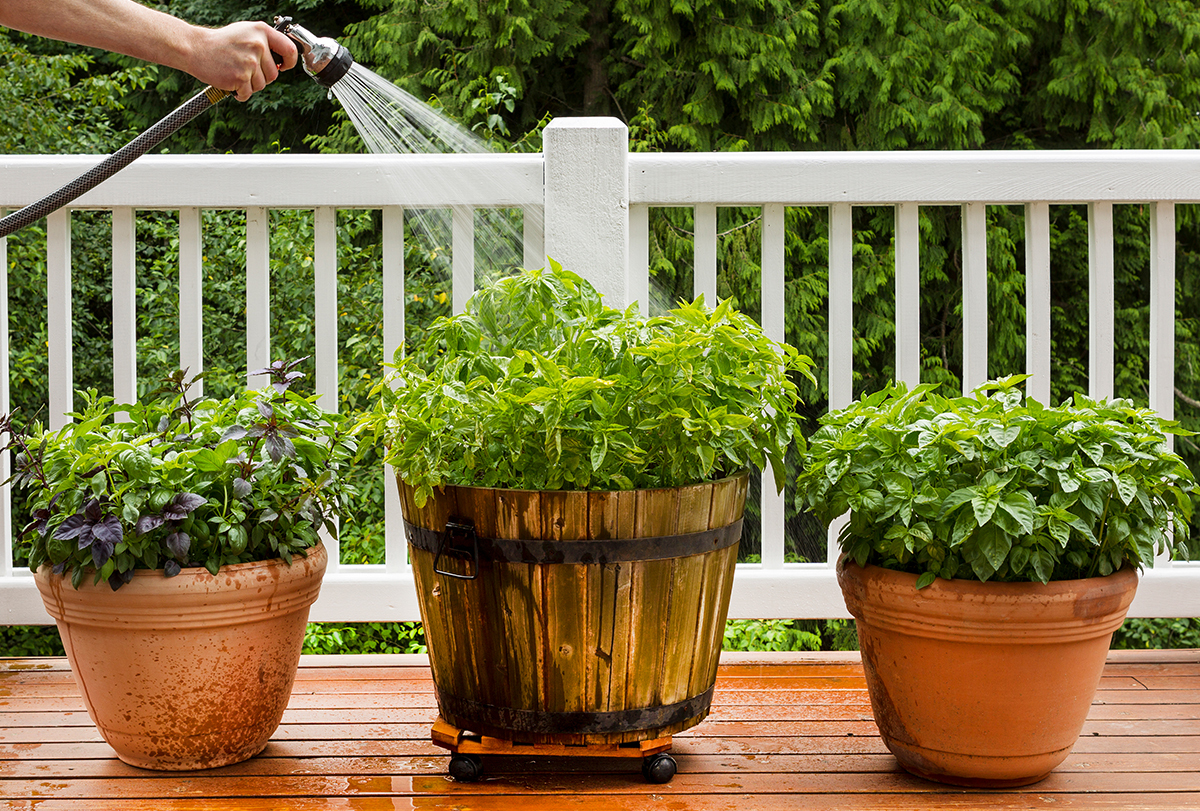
[0,16,353,240]
[0,86,231,238]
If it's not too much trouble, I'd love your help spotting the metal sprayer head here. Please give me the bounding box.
[273,16,354,89]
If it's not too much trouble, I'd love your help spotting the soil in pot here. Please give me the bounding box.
[838,557,1137,787]
[399,473,748,745]
[36,543,327,770]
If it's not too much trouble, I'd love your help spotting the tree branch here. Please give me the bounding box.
[1176,386,1200,411]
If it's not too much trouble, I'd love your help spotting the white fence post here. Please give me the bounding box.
[543,118,630,306]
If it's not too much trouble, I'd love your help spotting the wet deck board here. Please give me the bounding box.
[1,650,1197,810]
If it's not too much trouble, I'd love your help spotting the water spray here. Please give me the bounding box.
[0,17,354,239]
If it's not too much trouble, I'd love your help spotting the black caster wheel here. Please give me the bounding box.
[641,752,677,784]
[448,753,483,782]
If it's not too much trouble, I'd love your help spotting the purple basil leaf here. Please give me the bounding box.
[52,562,66,575]
[173,493,207,514]
[76,525,94,550]
[157,415,171,433]
[257,401,274,420]
[84,499,103,522]
[91,516,123,546]
[221,425,248,442]
[54,514,86,541]
[233,477,252,498]
[136,514,165,535]
[271,380,290,394]
[166,531,190,560]
[164,560,182,577]
[91,537,114,569]
[247,365,273,378]
[107,569,133,591]
[265,434,285,462]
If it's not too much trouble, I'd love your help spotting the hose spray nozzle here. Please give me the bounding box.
[273,16,354,88]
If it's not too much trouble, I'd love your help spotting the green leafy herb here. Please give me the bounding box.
[367,262,815,505]
[794,376,1199,585]
[1,362,360,590]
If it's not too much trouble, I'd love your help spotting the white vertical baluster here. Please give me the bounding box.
[111,207,137,414]
[1025,202,1052,404]
[961,202,989,392]
[1088,202,1115,400]
[1149,203,1176,425]
[522,205,545,271]
[246,208,270,389]
[382,207,407,572]
[314,207,338,410]
[0,213,10,576]
[628,203,650,312]
[894,203,921,386]
[827,203,854,565]
[1150,202,1177,567]
[452,206,474,315]
[314,207,341,572]
[179,207,203,397]
[828,204,854,411]
[47,209,73,430]
[695,203,717,302]
[761,203,786,570]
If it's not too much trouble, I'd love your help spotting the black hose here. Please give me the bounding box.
[0,86,231,239]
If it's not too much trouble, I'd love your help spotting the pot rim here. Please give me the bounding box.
[836,554,1139,592]
[837,555,1138,643]
[36,541,327,584]
[402,469,751,497]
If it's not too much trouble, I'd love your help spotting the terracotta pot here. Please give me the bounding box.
[35,543,327,770]
[838,557,1137,787]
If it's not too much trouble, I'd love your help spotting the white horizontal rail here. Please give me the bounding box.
[1,138,1196,626]
[0,154,545,210]
[628,150,1200,205]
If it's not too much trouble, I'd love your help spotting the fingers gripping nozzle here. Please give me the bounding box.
[273,16,354,88]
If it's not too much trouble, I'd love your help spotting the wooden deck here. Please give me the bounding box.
[1,649,1197,809]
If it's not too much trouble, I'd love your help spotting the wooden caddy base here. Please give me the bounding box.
[430,716,678,783]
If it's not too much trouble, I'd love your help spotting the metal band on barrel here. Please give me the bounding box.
[435,685,715,735]
[403,518,742,564]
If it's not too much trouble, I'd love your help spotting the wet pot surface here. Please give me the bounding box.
[36,544,327,770]
[838,558,1137,787]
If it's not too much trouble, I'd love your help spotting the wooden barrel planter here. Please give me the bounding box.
[398,472,749,745]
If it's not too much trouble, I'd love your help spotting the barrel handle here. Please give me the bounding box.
[434,519,479,580]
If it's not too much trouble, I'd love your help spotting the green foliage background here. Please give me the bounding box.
[3,0,1200,652]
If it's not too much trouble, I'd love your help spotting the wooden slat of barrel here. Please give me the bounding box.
[660,482,715,706]
[623,486,682,715]
[543,491,591,743]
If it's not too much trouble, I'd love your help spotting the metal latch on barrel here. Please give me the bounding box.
[434,519,479,580]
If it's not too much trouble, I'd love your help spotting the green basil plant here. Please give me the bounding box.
[367,262,816,506]
[1,360,360,590]
[794,376,1198,586]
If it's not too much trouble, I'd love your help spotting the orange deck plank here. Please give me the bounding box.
[1,650,1198,809]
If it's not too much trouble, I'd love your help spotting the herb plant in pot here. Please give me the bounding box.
[368,263,814,781]
[2,361,358,770]
[794,376,1198,787]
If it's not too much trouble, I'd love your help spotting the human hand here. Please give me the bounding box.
[185,21,299,101]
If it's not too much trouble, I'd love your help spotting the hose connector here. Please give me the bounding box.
[273,16,354,88]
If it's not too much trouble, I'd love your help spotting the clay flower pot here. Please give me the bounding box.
[838,557,1137,787]
[35,543,327,770]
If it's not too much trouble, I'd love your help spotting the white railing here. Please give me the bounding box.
[1,118,1198,624]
